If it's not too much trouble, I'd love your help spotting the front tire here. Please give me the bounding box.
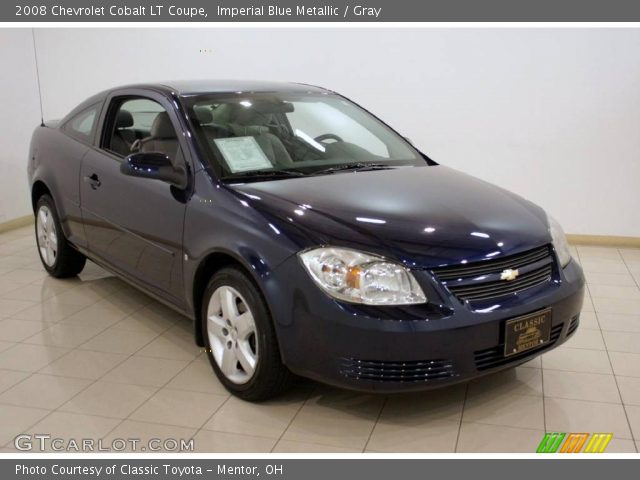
[201,267,293,401]
[35,194,86,278]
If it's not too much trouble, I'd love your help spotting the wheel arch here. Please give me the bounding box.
[31,180,52,211]
[191,249,275,348]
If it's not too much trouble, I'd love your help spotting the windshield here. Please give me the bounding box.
[183,92,429,181]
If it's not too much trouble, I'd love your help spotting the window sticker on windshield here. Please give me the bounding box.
[214,136,273,173]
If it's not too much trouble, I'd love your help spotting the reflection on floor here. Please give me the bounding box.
[0,225,639,453]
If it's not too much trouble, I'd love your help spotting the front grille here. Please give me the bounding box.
[432,245,555,303]
[474,322,564,371]
[447,264,553,302]
[340,358,457,383]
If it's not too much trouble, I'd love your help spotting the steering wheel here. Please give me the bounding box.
[314,133,343,143]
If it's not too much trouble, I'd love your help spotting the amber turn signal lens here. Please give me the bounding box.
[345,266,362,289]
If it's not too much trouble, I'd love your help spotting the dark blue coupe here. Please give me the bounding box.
[27,81,585,400]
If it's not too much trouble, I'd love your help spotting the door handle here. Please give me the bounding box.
[84,173,101,190]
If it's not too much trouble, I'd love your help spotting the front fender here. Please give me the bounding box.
[182,171,301,317]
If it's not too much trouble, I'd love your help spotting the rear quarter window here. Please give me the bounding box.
[62,103,100,143]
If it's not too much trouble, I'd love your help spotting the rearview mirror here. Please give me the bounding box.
[250,100,294,114]
[120,152,187,189]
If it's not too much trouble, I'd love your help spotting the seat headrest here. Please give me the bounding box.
[116,110,134,129]
[193,106,213,124]
[211,104,233,125]
[231,106,274,127]
[150,112,176,139]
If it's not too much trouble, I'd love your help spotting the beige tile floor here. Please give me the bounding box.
[0,224,639,453]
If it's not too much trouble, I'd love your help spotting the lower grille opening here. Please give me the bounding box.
[340,358,457,383]
[474,323,564,371]
[567,315,580,336]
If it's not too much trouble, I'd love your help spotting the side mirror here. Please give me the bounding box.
[120,152,187,189]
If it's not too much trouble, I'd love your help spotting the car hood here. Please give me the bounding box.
[229,165,551,268]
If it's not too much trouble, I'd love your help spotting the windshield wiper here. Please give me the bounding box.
[221,169,306,182]
[310,163,393,176]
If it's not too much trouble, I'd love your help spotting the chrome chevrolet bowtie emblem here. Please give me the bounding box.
[500,268,520,281]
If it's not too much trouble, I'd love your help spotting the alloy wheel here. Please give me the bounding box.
[36,205,58,267]
[206,285,259,384]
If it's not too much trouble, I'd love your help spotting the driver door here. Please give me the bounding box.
[80,91,189,304]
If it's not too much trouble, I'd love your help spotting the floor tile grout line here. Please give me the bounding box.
[618,246,640,291]
[16,301,176,452]
[180,379,233,451]
[587,248,637,451]
[596,250,640,453]
[565,328,640,336]
[261,386,388,453]
[552,344,607,353]
[122,356,222,432]
[0,267,138,328]
[0,281,130,437]
[191,400,233,445]
[99,355,212,451]
[8,312,176,351]
[11,318,125,350]
[541,356,547,433]
[5,260,101,286]
[186,374,323,451]
[0,371,35,396]
[197,427,287,450]
[268,384,318,453]
[595,316,639,451]
[6,286,163,368]
[460,419,547,433]
[5,244,640,454]
[361,395,388,453]
[453,382,469,453]
[1,405,50,450]
[577,245,609,352]
[6,354,640,382]
[0,370,37,410]
[59,374,168,446]
[4,276,209,373]
[3,374,232,451]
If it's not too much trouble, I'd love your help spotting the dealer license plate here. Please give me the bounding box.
[504,308,552,357]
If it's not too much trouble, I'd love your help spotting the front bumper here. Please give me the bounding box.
[266,256,585,392]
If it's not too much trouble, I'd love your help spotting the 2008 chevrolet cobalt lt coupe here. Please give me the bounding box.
[28,81,585,400]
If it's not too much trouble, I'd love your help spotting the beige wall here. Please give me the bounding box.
[0,29,41,224]
[4,28,640,237]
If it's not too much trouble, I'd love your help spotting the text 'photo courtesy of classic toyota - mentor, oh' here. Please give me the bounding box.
[27,80,585,400]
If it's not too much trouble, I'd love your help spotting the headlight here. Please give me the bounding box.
[298,247,427,305]
[547,215,572,268]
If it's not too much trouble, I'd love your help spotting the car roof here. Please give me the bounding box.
[149,80,331,96]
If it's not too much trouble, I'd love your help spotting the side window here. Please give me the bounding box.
[104,97,180,162]
[63,104,99,142]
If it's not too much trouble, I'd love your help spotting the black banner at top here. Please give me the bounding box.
[5,0,640,22]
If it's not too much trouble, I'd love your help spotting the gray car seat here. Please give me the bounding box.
[193,105,234,145]
[227,106,293,167]
[111,110,136,156]
[193,105,214,125]
[137,112,179,161]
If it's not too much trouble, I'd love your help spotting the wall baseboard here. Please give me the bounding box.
[567,234,640,248]
[0,215,33,234]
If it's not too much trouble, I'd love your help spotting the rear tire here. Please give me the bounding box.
[201,267,294,401]
[35,194,86,278]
